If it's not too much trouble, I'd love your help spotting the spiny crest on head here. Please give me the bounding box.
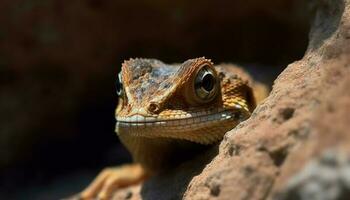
[120,58,182,105]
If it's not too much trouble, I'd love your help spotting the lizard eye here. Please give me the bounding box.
[194,65,218,102]
[116,72,124,96]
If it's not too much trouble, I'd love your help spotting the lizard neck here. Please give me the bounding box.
[118,134,208,173]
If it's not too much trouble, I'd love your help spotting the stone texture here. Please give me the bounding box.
[110,0,350,199]
[274,149,350,200]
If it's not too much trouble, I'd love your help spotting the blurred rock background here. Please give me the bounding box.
[0,0,312,199]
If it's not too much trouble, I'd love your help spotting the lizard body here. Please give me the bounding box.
[80,57,266,199]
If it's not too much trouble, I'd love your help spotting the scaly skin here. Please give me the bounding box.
[79,57,267,199]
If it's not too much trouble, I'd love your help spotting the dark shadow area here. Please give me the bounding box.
[140,145,220,200]
[307,0,345,52]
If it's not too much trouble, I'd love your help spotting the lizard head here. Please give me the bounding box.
[115,57,255,144]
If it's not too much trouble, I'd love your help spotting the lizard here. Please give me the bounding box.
[78,57,268,199]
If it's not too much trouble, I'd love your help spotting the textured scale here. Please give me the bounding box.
[115,57,260,171]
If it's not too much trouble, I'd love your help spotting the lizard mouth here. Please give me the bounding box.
[116,110,239,127]
[115,107,249,144]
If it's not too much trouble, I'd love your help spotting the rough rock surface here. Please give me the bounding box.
[111,0,350,199]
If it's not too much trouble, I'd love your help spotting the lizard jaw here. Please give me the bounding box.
[115,109,246,144]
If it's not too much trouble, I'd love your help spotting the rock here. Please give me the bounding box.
[110,0,350,199]
[274,149,350,200]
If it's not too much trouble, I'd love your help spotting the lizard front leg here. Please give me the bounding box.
[79,163,146,200]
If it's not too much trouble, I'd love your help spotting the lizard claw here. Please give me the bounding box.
[79,164,145,200]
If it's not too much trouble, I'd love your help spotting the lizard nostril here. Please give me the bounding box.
[148,102,160,113]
